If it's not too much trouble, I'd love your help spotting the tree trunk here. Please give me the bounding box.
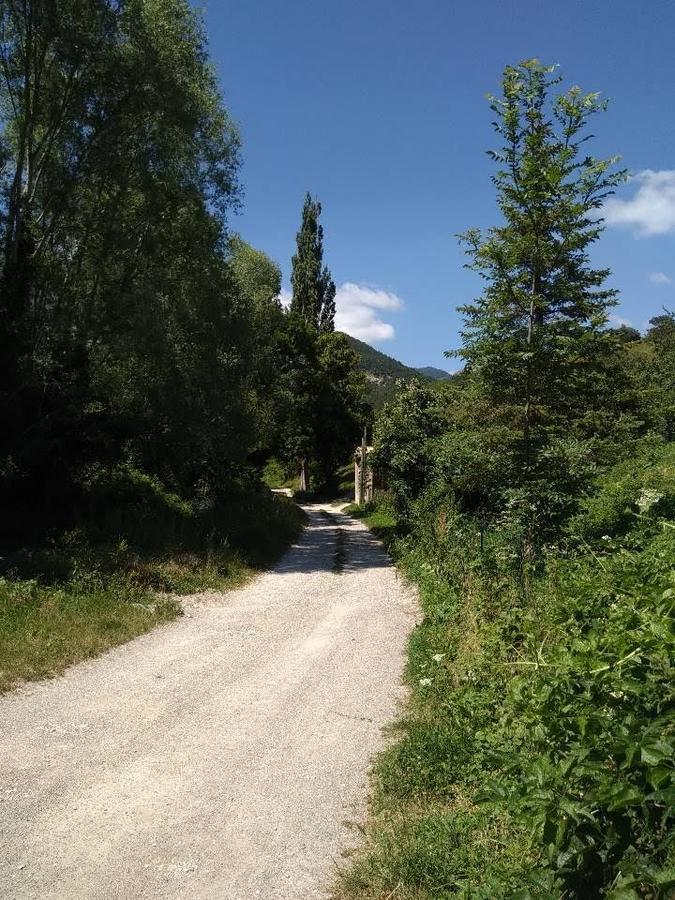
[299,457,310,493]
[523,270,541,466]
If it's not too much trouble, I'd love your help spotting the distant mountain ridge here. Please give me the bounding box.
[342,334,453,409]
[415,366,453,381]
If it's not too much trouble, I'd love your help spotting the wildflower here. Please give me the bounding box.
[432,653,445,663]
[419,678,432,687]
[636,488,663,512]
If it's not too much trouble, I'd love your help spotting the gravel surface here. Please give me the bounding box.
[0,504,416,900]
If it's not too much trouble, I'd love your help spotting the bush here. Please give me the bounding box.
[341,482,675,899]
[482,528,675,897]
[570,441,675,542]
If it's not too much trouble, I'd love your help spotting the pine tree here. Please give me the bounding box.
[454,60,627,533]
[290,193,336,332]
[457,61,626,449]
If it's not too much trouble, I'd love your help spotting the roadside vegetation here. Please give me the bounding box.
[1,489,303,692]
[0,2,363,689]
[341,62,674,899]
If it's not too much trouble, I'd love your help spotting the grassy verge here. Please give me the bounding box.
[0,491,304,693]
[339,493,675,899]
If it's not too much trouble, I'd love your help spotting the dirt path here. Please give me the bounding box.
[0,504,415,900]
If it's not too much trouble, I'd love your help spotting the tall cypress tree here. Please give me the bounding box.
[290,193,335,332]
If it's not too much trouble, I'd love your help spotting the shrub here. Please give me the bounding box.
[570,441,675,542]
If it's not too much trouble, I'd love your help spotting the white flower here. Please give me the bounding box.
[636,488,663,512]
[419,678,432,687]
[601,535,611,541]
[432,654,445,663]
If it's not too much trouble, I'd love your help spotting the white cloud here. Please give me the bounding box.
[609,314,633,328]
[278,288,292,308]
[603,170,675,236]
[649,271,672,285]
[334,282,404,342]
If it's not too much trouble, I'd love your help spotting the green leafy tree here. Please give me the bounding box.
[373,380,445,517]
[276,315,321,492]
[290,192,335,333]
[454,60,627,533]
[0,0,249,533]
[314,332,368,490]
[627,311,675,441]
[228,235,285,462]
[280,193,366,491]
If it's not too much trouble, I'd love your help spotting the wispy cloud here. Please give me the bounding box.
[334,283,404,342]
[649,271,672,285]
[603,170,675,236]
[609,314,633,328]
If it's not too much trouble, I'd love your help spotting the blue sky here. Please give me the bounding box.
[202,0,675,370]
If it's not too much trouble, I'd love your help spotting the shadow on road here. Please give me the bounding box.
[273,507,391,576]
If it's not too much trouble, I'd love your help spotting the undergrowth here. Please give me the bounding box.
[0,478,304,693]
[340,468,675,899]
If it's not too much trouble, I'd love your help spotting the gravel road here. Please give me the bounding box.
[0,504,416,900]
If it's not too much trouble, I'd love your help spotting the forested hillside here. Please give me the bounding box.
[344,334,453,408]
[415,365,454,381]
[343,61,675,900]
[0,1,366,686]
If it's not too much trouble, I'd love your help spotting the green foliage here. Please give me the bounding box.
[315,331,369,490]
[228,235,286,461]
[341,492,675,899]
[278,198,368,492]
[290,192,336,333]
[372,381,446,517]
[341,59,674,900]
[482,529,675,898]
[0,0,319,685]
[0,0,251,536]
[626,313,675,442]
[0,488,304,691]
[570,441,675,541]
[454,59,628,536]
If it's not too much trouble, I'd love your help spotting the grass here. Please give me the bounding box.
[344,498,397,546]
[337,461,355,498]
[266,458,355,504]
[0,491,305,693]
[336,503,530,899]
[0,577,179,693]
[262,457,298,491]
[337,489,675,899]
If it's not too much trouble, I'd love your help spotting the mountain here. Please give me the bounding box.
[343,335,418,379]
[342,334,452,410]
[415,366,453,381]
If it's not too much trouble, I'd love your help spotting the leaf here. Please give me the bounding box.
[641,740,673,766]
[647,766,673,789]
[600,781,644,811]
[653,867,675,887]
[607,888,639,900]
